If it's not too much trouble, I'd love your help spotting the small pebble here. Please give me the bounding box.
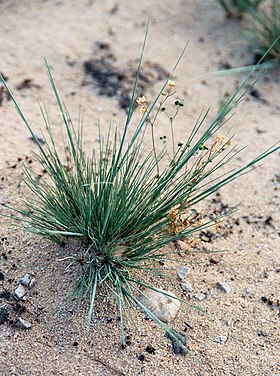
[215,335,227,344]
[177,266,190,281]
[20,273,36,288]
[209,255,222,264]
[244,287,252,294]
[13,284,27,300]
[181,282,193,292]
[15,317,32,329]
[139,289,180,322]
[194,293,206,301]
[257,330,268,337]
[216,282,231,294]
[177,240,189,252]
[204,290,211,299]
[20,274,31,287]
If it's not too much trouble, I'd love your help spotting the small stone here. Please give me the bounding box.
[29,278,36,288]
[20,273,31,287]
[20,273,36,288]
[194,293,206,301]
[177,266,190,281]
[244,287,252,294]
[204,290,211,299]
[209,255,222,264]
[181,282,193,292]
[216,282,231,294]
[214,335,227,344]
[139,289,180,322]
[257,330,268,337]
[13,284,27,300]
[177,240,189,252]
[0,304,10,324]
[15,317,32,329]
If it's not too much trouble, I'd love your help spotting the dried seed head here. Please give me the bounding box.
[168,80,175,87]
[214,134,231,150]
[136,96,147,105]
[140,106,147,114]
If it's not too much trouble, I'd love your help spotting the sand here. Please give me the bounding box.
[0,1,279,375]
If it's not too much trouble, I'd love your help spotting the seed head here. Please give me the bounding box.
[136,96,147,105]
[168,80,175,87]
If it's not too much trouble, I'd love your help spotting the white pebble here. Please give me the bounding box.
[181,282,193,292]
[139,289,180,322]
[177,266,190,281]
[216,282,231,294]
[215,335,228,344]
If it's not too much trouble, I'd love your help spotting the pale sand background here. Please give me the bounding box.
[0,1,279,375]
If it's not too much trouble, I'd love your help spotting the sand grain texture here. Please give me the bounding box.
[0,1,279,375]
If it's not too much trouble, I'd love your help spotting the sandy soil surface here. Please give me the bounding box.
[0,1,279,375]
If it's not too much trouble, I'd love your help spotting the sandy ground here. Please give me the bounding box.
[0,0,279,375]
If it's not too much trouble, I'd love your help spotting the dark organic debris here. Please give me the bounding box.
[109,3,118,14]
[0,288,11,300]
[145,345,156,354]
[247,86,268,104]
[255,128,266,134]
[121,334,132,348]
[264,216,274,227]
[83,42,169,112]
[0,78,10,106]
[0,304,10,324]
[199,230,217,243]
[250,88,261,99]
[242,214,276,230]
[272,174,280,184]
[219,61,232,70]
[138,354,145,361]
[165,329,188,355]
[260,296,280,308]
[16,78,41,91]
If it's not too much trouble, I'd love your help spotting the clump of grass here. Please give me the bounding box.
[1,38,279,351]
[248,0,280,62]
[217,0,264,18]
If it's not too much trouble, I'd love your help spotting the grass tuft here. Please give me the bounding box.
[0,38,279,351]
[248,0,280,62]
[217,0,264,18]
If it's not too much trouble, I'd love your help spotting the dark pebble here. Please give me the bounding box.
[145,345,156,354]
